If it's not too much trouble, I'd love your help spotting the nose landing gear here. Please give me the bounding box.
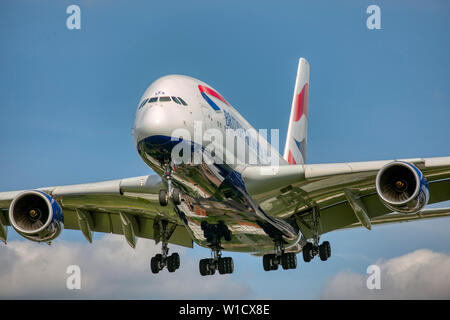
[159,163,182,206]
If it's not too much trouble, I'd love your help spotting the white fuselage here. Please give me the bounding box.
[132,75,285,170]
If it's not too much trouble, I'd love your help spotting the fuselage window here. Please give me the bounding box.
[172,96,181,104]
[139,98,148,109]
[159,96,171,102]
[148,97,158,103]
[178,97,188,106]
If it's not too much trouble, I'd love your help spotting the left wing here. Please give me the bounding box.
[0,175,193,247]
[242,156,450,238]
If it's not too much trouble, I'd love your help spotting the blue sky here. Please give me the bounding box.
[0,0,449,299]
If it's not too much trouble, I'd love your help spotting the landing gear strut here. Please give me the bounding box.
[262,241,297,271]
[199,221,234,276]
[150,220,180,274]
[302,206,331,262]
[159,163,182,206]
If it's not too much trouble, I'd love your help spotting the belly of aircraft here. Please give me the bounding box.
[137,136,302,254]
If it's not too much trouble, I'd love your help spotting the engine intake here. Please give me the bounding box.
[9,190,64,242]
[375,161,429,213]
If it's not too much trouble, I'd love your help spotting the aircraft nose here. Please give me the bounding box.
[133,104,187,144]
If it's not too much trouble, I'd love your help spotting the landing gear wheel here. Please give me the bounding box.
[218,257,234,274]
[151,254,162,274]
[281,253,297,270]
[303,243,314,263]
[167,253,180,272]
[324,241,331,258]
[159,189,168,206]
[263,255,271,271]
[262,254,278,271]
[319,243,328,261]
[172,188,182,205]
[199,258,215,276]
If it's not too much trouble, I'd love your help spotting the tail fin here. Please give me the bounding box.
[283,58,310,165]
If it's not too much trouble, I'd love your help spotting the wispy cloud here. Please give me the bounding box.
[320,249,450,299]
[0,235,252,299]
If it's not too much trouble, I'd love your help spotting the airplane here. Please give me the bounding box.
[1,58,449,276]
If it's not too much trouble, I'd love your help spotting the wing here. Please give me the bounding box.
[242,156,450,238]
[0,175,193,247]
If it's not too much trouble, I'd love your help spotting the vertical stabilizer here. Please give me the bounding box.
[283,58,310,165]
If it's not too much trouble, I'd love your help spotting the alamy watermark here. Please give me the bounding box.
[66,5,81,30]
[66,265,81,290]
[366,264,381,290]
[169,121,281,169]
[366,5,381,30]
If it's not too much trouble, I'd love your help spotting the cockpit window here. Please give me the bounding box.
[138,98,148,109]
[148,97,158,103]
[171,96,181,104]
[178,97,188,106]
[159,96,171,102]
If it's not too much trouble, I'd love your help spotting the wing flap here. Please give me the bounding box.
[339,207,450,230]
[62,208,192,248]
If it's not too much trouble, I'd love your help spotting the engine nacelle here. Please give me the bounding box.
[8,190,64,242]
[375,161,429,214]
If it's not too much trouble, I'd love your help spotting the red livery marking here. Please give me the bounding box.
[198,85,229,105]
[288,150,296,164]
[293,83,309,122]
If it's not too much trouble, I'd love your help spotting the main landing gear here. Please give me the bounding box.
[199,221,234,276]
[262,241,297,271]
[159,163,182,206]
[150,220,181,274]
[302,241,331,262]
[302,206,331,263]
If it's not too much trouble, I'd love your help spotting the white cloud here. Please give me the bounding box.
[320,249,450,299]
[0,235,251,299]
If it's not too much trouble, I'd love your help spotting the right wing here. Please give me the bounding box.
[0,175,193,247]
[242,156,450,238]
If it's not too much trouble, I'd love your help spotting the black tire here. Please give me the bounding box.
[167,253,180,273]
[263,255,271,271]
[303,243,313,262]
[281,253,297,270]
[324,241,331,258]
[151,254,162,274]
[172,252,180,268]
[264,254,278,271]
[199,258,215,276]
[199,259,208,276]
[172,188,182,205]
[159,189,168,206]
[319,243,328,261]
[207,259,216,275]
[218,257,234,274]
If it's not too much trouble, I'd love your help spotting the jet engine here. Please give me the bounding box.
[375,161,429,213]
[8,190,64,242]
